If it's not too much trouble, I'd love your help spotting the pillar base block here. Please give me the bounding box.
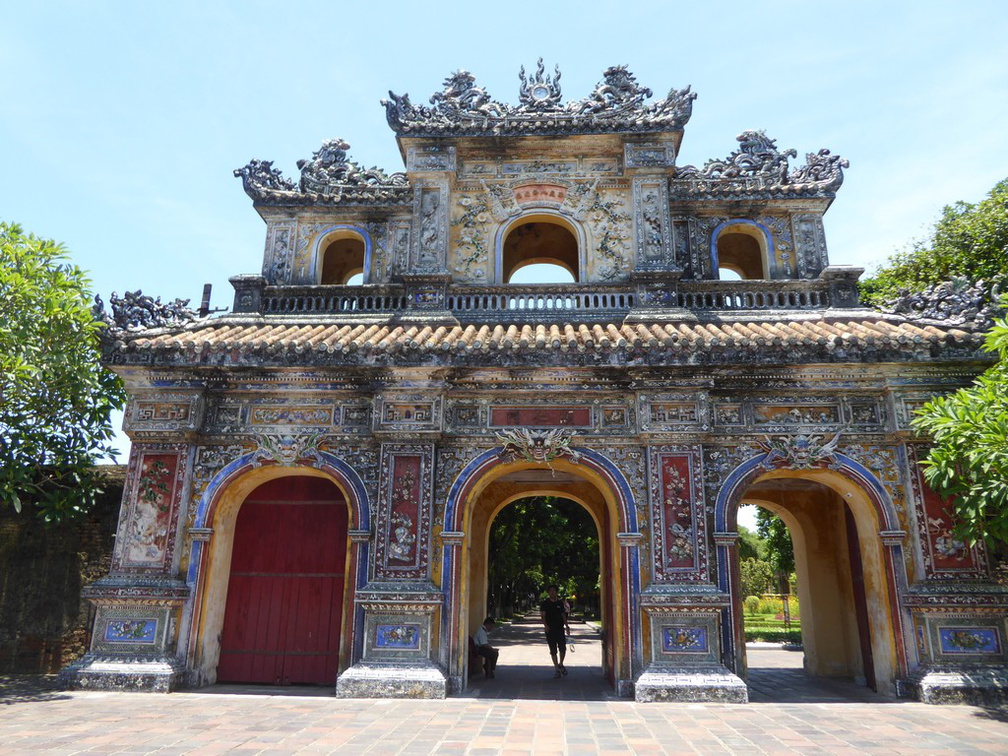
[634,666,749,703]
[335,662,448,699]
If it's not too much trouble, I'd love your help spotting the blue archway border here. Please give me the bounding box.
[709,218,775,278]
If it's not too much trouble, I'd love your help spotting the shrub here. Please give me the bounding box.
[744,595,760,615]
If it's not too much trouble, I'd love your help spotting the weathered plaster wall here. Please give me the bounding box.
[0,467,123,673]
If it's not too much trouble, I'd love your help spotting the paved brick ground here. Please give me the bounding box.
[3,618,1008,755]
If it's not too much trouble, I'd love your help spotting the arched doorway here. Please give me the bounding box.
[441,447,641,696]
[217,476,348,685]
[182,456,370,688]
[718,463,905,697]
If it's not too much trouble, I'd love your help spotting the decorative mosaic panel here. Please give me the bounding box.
[625,142,674,168]
[649,448,706,581]
[600,405,630,429]
[489,406,591,428]
[250,405,333,427]
[639,393,708,433]
[661,626,708,654]
[104,618,158,644]
[375,447,433,579]
[376,396,441,432]
[908,445,985,577]
[263,220,297,283]
[753,403,840,427]
[633,178,673,268]
[114,445,190,573]
[938,626,1001,655]
[413,185,448,271]
[713,403,744,426]
[124,392,204,436]
[375,623,422,650]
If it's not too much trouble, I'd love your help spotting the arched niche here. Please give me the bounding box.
[496,213,582,283]
[315,226,371,285]
[712,221,773,280]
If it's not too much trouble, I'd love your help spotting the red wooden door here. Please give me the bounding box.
[218,477,348,685]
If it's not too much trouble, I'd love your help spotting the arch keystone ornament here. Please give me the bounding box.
[74,62,1008,702]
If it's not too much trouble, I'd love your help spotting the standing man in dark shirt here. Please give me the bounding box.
[540,584,571,677]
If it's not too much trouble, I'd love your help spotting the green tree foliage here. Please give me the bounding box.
[488,496,599,616]
[861,178,1008,305]
[912,309,1008,546]
[0,223,125,521]
[756,508,795,575]
[740,557,774,598]
[737,523,765,561]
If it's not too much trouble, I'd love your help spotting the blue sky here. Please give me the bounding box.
[3,1,1007,492]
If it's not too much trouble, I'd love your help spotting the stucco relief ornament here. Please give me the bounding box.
[297,137,409,195]
[496,428,582,469]
[252,432,325,467]
[759,432,842,470]
[574,65,651,114]
[518,58,563,111]
[93,290,199,332]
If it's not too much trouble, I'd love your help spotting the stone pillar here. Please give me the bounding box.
[336,402,449,697]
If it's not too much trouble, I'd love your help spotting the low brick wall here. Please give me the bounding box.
[0,467,124,674]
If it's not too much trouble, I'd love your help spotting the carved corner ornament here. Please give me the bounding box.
[252,432,326,467]
[759,432,842,470]
[495,428,582,469]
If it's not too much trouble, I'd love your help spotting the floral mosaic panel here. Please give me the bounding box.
[908,446,985,577]
[104,618,158,644]
[649,448,706,581]
[375,623,422,650]
[938,626,1001,655]
[115,445,190,572]
[375,447,433,579]
[661,626,708,654]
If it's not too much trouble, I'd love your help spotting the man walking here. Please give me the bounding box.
[540,585,571,677]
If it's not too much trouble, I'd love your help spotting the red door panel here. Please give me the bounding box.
[217,477,348,685]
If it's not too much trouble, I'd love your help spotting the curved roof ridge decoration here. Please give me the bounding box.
[381,60,697,137]
[234,137,413,206]
[673,130,849,198]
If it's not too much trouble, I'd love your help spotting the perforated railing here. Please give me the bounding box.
[256,280,835,318]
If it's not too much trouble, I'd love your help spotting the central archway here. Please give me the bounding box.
[441,447,641,696]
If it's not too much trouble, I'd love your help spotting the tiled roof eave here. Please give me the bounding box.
[101,317,991,370]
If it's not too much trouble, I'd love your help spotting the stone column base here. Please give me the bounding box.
[335,663,448,699]
[59,655,185,693]
[903,666,1008,705]
[635,666,749,703]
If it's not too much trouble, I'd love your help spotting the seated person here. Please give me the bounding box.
[473,616,499,678]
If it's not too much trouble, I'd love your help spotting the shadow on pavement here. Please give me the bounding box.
[0,675,72,705]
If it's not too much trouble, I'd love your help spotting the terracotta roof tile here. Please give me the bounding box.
[106,314,988,367]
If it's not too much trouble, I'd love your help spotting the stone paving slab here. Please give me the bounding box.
[4,620,1008,754]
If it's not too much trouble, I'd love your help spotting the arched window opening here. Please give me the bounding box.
[502,219,579,283]
[507,263,576,284]
[717,232,764,280]
[320,236,366,285]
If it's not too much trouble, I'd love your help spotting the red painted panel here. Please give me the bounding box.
[217,477,348,685]
[489,406,591,427]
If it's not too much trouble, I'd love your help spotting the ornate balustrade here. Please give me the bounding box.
[231,272,857,321]
[676,279,833,311]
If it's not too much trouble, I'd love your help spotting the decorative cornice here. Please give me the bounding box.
[381,60,696,138]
